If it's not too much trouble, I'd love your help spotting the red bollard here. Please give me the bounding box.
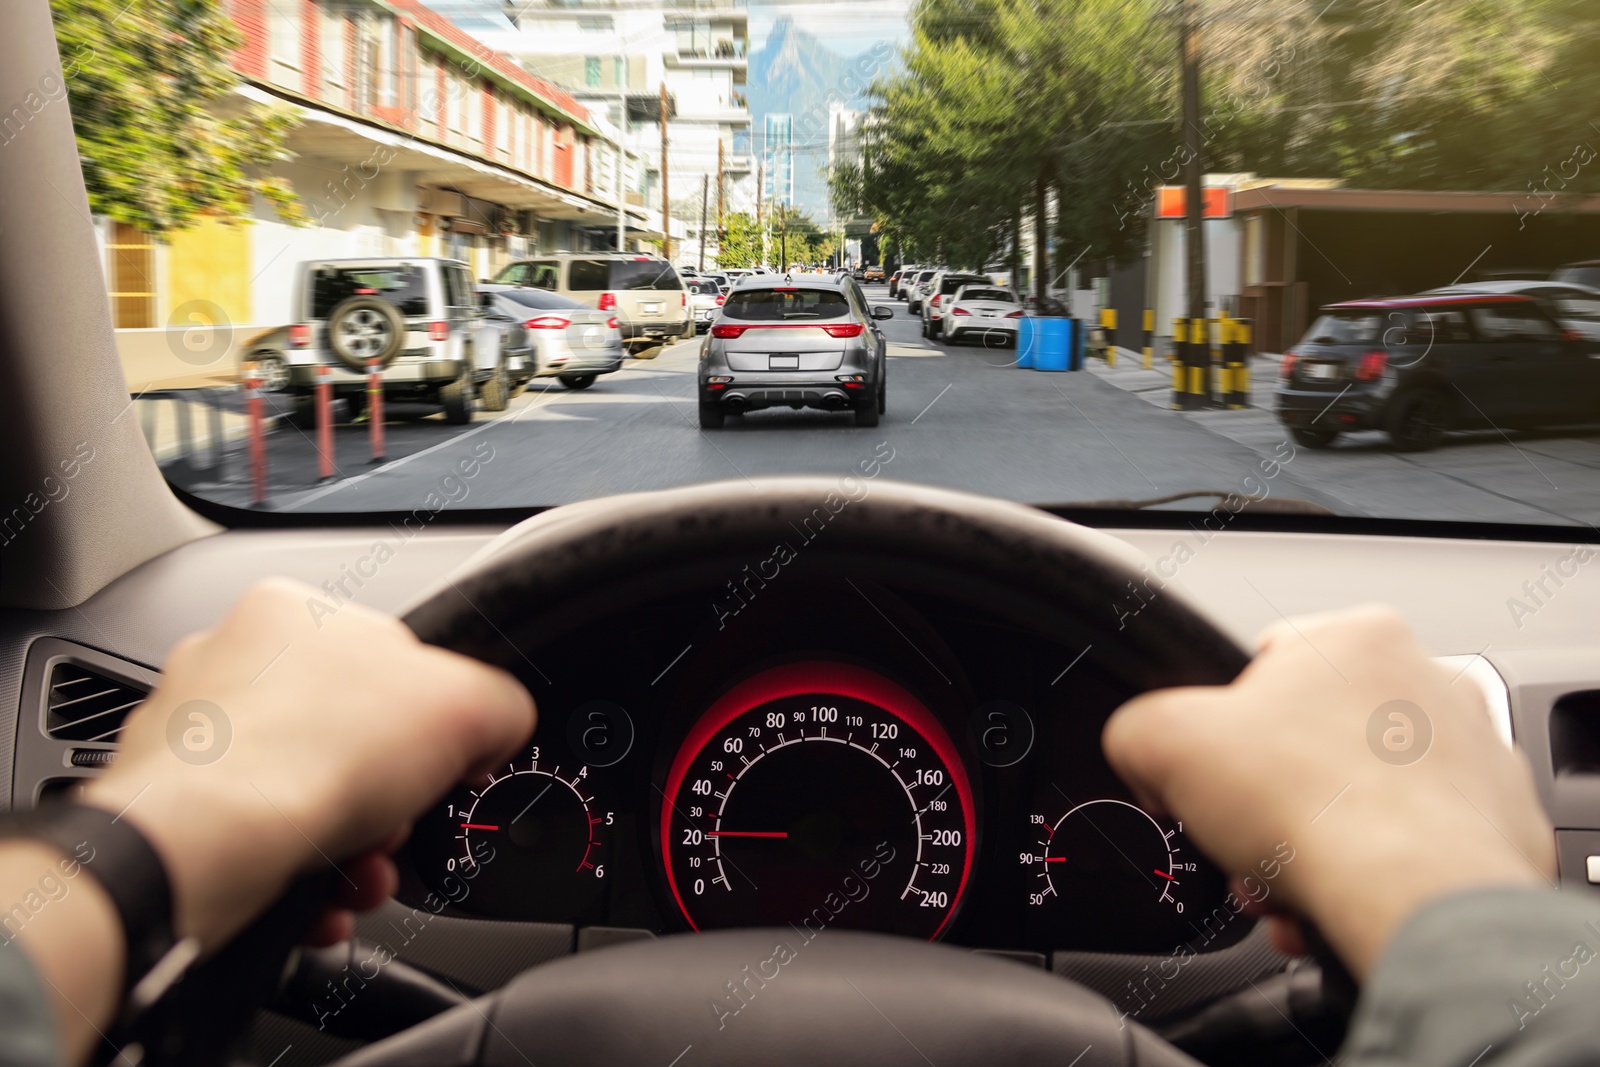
[246,361,267,506]
[367,356,385,462]
[316,363,335,481]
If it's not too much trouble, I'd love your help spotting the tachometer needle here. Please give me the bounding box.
[1043,857,1067,863]
[706,830,788,838]
[1153,869,1176,881]
[460,823,499,830]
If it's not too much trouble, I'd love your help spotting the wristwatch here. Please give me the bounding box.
[0,801,194,1013]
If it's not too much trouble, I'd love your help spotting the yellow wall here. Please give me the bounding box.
[164,217,253,328]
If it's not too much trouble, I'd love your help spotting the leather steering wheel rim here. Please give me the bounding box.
[363,477,1248,1067]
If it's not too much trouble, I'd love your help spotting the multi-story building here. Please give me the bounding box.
[105,0,655,350]
[497,0,755,263]
[763,113,794,207]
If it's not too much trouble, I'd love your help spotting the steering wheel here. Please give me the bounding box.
[342,477,1250,1067]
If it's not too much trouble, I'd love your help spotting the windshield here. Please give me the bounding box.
[82,0,1599,530]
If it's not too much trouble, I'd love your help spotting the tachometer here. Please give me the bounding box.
[661,662,975,940]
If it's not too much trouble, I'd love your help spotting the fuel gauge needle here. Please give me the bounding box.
[706,830,789,838]
[1153,869,1177,882]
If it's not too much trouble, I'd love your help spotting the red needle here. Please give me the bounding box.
[1043,857,1067,862]
[1153,868,1176,881]
[706,830,788,838]
[460,823,499,830]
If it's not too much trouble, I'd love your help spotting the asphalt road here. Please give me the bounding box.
[168,285,1600,528]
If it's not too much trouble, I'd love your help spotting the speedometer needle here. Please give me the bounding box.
[706,830,788,838]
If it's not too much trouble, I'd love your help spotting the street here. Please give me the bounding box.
[168,286,1600,526]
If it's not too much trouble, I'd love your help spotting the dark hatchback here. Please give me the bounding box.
[1276,294,1600,451]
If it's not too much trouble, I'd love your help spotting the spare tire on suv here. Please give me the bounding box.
[327,295,406,371]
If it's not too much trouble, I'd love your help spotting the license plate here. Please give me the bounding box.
[642,302,662,314]
[980,310,995,317]
[1304,362,1339,380]
[768,354,799,370]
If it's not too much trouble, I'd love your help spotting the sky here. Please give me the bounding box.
[747,0,911,57]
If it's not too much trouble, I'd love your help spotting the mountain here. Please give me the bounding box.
[747,17,893,217]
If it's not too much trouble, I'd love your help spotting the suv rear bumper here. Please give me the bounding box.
[621,320,689,344]
[704,381,872,413]
[288,359,463,391]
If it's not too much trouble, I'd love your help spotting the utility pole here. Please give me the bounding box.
[698,173,709,271]
[780,205,788,271]
[616,64,626,253]
[715,138,725,264]
[1180,0,1210,404]
[659,82,671,261]
[757,160,766,268]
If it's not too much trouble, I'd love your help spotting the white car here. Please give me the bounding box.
[942,284,1024,344]
[688,279,725,331]
[1424,280,1600,342]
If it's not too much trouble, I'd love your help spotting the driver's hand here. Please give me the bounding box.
[81,579,536,953]
[1103,605,1553,980]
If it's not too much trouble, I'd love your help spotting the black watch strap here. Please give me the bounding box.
[0,801,180,1002]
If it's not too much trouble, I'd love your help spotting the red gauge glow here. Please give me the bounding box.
[661,662,975,940]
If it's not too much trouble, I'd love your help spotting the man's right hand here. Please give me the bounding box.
[1103,605,1554,979]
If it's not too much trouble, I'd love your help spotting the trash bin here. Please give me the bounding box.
[1033,316,1082,371]
[1016,315,1037,369]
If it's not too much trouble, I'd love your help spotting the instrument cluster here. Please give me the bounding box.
[399,576,1243,957]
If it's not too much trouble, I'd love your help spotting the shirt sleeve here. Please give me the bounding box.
[1342,886,1600,1067]
[0,942,61,1067]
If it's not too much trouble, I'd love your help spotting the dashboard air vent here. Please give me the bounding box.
[45,662,147,742]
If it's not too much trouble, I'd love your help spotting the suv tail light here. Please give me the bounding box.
[950,307,971,316]
[821,323,865,338]
[711,324,747,339]
[681,292,688,308]
[288,324,310,348]
[1354,349,1387,382]
[931,294,942,307]
[716,294,726,306]
[598,292,617,311]
[428,321,449,342]
[1280,351,1298,379]
[607,317,619,329]
[525,315,571,330]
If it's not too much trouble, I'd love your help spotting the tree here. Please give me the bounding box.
[51,0,306,233]
[714,212,763,268]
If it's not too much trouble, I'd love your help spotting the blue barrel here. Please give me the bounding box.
[1034,317,1070,371]
[1015,316,1036,368]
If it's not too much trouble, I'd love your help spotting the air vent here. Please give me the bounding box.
[45,663,147,742]
[1550,690,1600,777]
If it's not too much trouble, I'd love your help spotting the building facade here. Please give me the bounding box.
[500,0,755,265]
[104,0,653,348]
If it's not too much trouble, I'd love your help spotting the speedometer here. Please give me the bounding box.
[661,661,975,939]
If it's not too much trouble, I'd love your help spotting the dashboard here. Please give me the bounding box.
[395,571,1243,956]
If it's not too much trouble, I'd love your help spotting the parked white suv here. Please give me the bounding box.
[274,258,497,425]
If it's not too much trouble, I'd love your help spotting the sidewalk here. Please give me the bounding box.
[1083,347,1282,411]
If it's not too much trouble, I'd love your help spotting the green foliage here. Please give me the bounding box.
[853,0,1600,278]
[715,211,764,268]
[51,0,306,233]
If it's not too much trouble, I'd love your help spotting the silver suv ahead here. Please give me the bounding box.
[697,276,893,429]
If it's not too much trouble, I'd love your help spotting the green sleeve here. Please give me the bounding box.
[0,942,62,1067]
[1343,887,1600,1066]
